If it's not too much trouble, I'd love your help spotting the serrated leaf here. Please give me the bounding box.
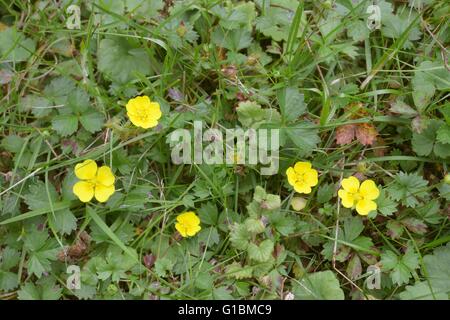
[17,279,61,300]
[387,172,428,208]
[277,87,306,124]
[0,27,36,62]
[317,183,335,204]
[98,37,152,83]
[49,209,77,235]
[292,270,344,300]
[197,202,218,226]
[247,239,274,262]
[225,262,253,279]
[24,181,58,211]
[79,112,104,133]
[436,125,450,145]
[230,223,251,250]
[20,95,52,118]
[237,101,275,129]
[1,135,25,153]
[52,114,78,137]
[285,122,320,156]
[244,218,265,234]
[381,250,419,286]
[211,27,252,51]
[376,188,398,216]
[212,2,256,30]
[343,216,364,242]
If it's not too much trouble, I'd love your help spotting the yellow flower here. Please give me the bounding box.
[126,95,162,129]
[72,159,115,203]
[338,176,380,216]
[286,161,318,194]
[175,211,201,237]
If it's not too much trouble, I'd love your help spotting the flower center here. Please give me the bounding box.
[353,192,363,201]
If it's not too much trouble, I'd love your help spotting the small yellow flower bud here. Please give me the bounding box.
[291,196,307,211]
[444,174,450,185]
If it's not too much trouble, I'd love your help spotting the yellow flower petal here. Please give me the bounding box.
[148,102,162,120]
[94,184,115,203]
[341,176,360,193]
[338,189,354,208]
[126,96,161,129]
[186,224,201,237]
[139,118,159,129]
[175,212,201,237]
[74,159,97,180]
[96,166,115,186]
[175,222,188,237]
[359,180,380,200]
[294,161,312,173]
[286,167,297,186]
[304,169,318,187]
[294,183,312,194]
[73,181,95,202]
[355,199,377,216]
[177,211,200,226]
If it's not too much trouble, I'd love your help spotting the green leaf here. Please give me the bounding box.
[67,88,90,113]
[422,242,450,296]
[317,183,335,204]
[255,0,305,42]
[24,181,58,211]
[98,37,152,83]
[1,135,25,153]
[415,200,442,225]
[211,27,252,51]
[49,208,77,235]
[44,76,76,105]
[212,286,234,300]
[277,87,306,124]
[24,230,59,278]
[230,223,251,250]
[0,27,36,62]
[343,216,364,242]
[237,101,267,128]
[381,250,419,286]
[436,124,450,145]
[225,262,253,279]
[51,114,79,137]
[17,278,62,300]
[400,281,448,300]
[79,111,104,133]
[387,172,428,208]
[376,188,398,216]
[125,0,164,19]
[88,207,139,263]
[244,218,265,234]
[0,271,19,291]
[381,8,421,49]
[386,220,404,239]
[438,183,450,201]
[0,247,21,270]
[20,95,52,118]
[212,2,256,30]
[285,122,320,156]
[292,270,344,300]
[154,257,175,278]
[247,239,274,262]
[197,202,218,226]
